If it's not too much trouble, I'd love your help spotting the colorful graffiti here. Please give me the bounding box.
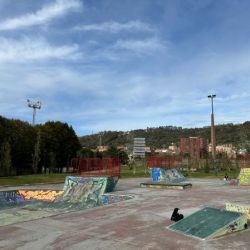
[60,176,107,206]
[226,203,250,219]
[238,168,250,185]
[17,190,63,201]
[0,176,132,227]
[150,168,186,184]
[0,190,25,205]
[101,194,133,205]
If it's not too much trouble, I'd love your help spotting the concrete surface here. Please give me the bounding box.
[1,178,250,250]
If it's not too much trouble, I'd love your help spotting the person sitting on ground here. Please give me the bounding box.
[171,208,184,222]
[224,173,229,181]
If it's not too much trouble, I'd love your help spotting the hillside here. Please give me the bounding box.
[79,122,250,151]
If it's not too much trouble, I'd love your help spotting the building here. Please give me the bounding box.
[168,143,180,155]
[154,144,180,155]
[180,137,208,160]
[214,144,236,158]
[133,138,145,158]
[117,146,128,152]
[96,146,109,152]
[154,148,169,154]
[145,147,151,153]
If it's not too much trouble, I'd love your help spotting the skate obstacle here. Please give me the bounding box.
[168,207,248,240]
[140,156,192,190]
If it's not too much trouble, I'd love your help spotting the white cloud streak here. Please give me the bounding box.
[0,37,79,62]
[0,0,82,30]
[114,37,166,54]
[75,20,154,33]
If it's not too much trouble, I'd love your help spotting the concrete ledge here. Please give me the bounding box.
[140,182,192,190]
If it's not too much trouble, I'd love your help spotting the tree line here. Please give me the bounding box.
[79,122,250,151]
[77,146,129,165]
[0,116,81,177]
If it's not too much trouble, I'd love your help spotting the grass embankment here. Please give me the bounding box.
[0,166,149,186]
[0,173,68,186]
[183,169,240,179]
[120,165,150,178]
[0,167,241,186]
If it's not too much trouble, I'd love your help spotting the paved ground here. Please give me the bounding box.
[1,178,250,250]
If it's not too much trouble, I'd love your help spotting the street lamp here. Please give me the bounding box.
[208,94,216,171]
[27,99,42,125]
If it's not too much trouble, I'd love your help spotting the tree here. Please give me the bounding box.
[105,146,119,158]
[118,150,129,165]
[32,130,41,174]
[104,146,128,164]
[77,147,94,158]
[0,141,12,176]
[5,118,36,175]
[40,121,81,173]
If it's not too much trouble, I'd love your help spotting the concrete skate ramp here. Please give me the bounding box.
[59,176,107,206]
[238,168,250,185]
[0,176,132,226]
[150,168,186,184]
[0,177,109,210]
[168,207,247,240]
[78,175,119,192]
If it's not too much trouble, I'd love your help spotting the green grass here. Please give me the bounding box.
[121,165,150,178]
[0,167,241,186]
[0,173,68,186]
[182,169,240,179]
[0,167,149,186]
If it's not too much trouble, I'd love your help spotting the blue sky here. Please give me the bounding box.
[1,0,250,135]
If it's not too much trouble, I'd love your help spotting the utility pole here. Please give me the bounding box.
[208,94,216,173]
[27,99,42,125]
[99,132,102,146]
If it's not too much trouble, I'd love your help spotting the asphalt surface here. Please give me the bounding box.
[1,177,250,250]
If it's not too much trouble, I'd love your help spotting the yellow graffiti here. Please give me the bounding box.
[239,168,250,185]
[225,203,250,219]
[18,190,63,201]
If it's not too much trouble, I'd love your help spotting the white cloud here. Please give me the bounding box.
[0,37,79,62]
[75,20,154,33]
[0,0,82,30]
[114,37,166,54]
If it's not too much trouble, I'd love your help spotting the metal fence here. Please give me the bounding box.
[70,157,121,176]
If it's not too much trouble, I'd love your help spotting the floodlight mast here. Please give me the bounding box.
[27,99,42,125]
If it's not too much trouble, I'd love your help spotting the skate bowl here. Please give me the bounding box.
[168,207,247,240]
[0,176,133,227]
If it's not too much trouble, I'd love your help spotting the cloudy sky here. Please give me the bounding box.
[1,0,250,135]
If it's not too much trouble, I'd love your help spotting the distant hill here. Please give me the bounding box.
[79,122,250,152]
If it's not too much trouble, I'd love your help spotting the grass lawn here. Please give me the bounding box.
[183,169,240,179]
[0,167,240,186]
[0,173,68,186]
[121,165,150,178]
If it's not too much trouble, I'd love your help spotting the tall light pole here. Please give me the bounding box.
[208,94,216,161]
[27,99,42,125]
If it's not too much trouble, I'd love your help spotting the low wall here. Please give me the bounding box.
[225,203,250,219]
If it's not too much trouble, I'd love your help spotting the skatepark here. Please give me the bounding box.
[1,176,250,250]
